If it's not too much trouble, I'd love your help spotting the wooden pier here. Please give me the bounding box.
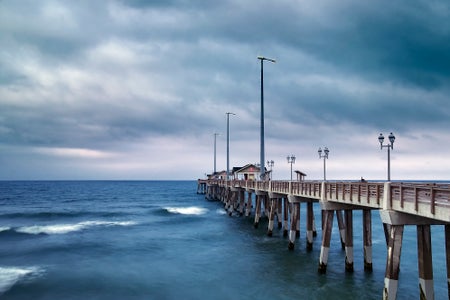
[198,179,450,300]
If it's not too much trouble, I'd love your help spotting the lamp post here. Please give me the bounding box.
[226,112,235,181]
[286,154,296,181]
[267,160,274,180]
[258,56,276,180]
[318,147,330,181]
[213,133,219,174]
[378,132,395,181]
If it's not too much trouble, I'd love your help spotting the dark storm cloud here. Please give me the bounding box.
[0,0,449,179]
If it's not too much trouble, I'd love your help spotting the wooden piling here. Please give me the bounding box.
[383,225,404,300]
[344,210,354,272]
[306,202,314,251]
[417,225,434,300]
[295,202,300,238]
[267,199,276,236]
[336,210,346,249]
[228,191,236,216]
[288,203,299,250]
[245,191,252,217]
[363,209,373,271]
[238,190,245,216]
[319,210,334,274]
[283,198,289,237]
[277,198,283,229]
[444,224,450,300]
[254,195,261,228]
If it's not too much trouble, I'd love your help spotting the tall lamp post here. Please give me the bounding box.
[378,132,395,181]
[318,147,330,181]
[258,56,276,180]
[213,133,219,174]
[267,160,274,180]
[286,154,296,181]
[226,112,235,181]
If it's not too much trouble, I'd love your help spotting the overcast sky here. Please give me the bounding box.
[1,0,449,180]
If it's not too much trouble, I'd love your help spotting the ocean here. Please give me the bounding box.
[0,180,447,299]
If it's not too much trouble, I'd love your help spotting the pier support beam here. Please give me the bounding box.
[283,198,289,237]
[363,209,373,271]
[318,210,334,273]
[288,203,299,250]
[238,190,245,216]
[383,225,404,300]
[344,210,354,272]
[446,224,450,300]
[336,210,346,249]
[228,191,236,216]
[254,195,261,228]
[417,225,434,300]
[267,199,276,236]
[306,202,314,251]
[245,191,252,217]
[295,202,300,238]
[277,198,283,229]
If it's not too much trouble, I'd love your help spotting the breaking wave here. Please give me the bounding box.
[15,220,137,235]
[164,206,208,215]
[0,266,43,294]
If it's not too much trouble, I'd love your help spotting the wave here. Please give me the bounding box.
[164,206,208,215]
[15,220,137,235]
[0,211,129,219]
[0,226,11,233]
[0,266,43,294]
[216,209,227,215]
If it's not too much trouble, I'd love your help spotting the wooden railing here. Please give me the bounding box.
[206,180,450,223]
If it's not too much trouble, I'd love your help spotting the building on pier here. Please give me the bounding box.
[232,164,266,180]
[294,170,307,181]
[207,170,227,180]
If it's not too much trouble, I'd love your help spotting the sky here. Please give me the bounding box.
[0,0,449,181]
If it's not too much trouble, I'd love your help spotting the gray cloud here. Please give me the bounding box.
[0,0,449,179]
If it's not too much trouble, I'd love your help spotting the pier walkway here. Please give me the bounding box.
[199,179,450,300]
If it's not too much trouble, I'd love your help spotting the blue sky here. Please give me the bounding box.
[0,0,449,180]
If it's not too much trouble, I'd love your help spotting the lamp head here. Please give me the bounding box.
[378,133,384,149]
[388,132,395,145]
[324,147,329,157]
[318,148,322,157]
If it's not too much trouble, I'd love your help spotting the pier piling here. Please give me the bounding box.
[344,210,354,272]
[319,210,334,273]
[363,209,373,271]
[417,225,434,300]
[288,203,299,250]
[383,225,404,300]
[306,202,314,251]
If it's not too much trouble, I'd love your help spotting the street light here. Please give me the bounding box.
[378,132,395,181]
[286,154,296,181]
[258,56,276,180]
[318,147,330,181]
[267,160,274,180]
[226,112,235,181]
[213,133,219,174]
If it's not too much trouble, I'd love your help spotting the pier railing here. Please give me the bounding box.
[208,180,449,223]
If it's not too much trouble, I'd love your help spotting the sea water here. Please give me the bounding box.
[0,181,447,299]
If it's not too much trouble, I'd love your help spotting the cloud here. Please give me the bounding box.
[0,0,449,180]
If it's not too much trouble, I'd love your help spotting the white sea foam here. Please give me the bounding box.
[16,220,137,235]
[0,266,41,294]
[216,209,227,215]
[165,206,208,215]
[0,226,10,233]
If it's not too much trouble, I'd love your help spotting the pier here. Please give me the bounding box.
[198,179,450,300]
